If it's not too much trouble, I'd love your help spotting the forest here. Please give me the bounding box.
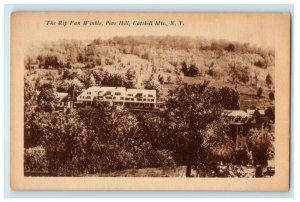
[24,36,275,177]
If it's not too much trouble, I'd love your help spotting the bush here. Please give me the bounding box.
[24,147,48,174]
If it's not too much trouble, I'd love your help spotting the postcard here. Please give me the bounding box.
[10,12,290,190]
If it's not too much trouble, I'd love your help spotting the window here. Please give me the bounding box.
[115,92,121,96]
[120,97,124,100]
[148,94,153,97]
[125,98,130,101]
[113,97,116,100]
[87,92,91,95]
[151,99,154,101]
[147,99,150,101]
[143,99,146,101]
[137,98,142,101]
[131,98,134,101]
[127,94,133,96]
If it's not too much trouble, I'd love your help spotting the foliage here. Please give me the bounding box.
[269,91,275,101]
[125,67,136,81]
[257,87,263,98]
[24,146,48,174]
[181,62,200,77]
[215,87,240,110]
[41,111,88,175]
[228,62,250,84]
[37,83,58,113]
[164,81,229,176]
[195,120,235,177]
[265,107,275,123]
[266,74,273,87]
[248,127,275,167]
[143,74,162,95]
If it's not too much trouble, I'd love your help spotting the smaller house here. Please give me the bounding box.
[56,92,70,109]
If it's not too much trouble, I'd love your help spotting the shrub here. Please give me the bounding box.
[24,147,48,175]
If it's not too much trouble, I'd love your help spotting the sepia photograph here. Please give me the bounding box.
[10,12,290,190]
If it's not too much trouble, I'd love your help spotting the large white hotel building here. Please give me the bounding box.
[76,86,157,108]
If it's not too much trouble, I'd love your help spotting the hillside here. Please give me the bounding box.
[25,36,275,110]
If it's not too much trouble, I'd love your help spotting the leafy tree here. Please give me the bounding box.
[37,83,57,113]
[37,52,62,69]
[265,107,275,123]
[24,79,35,102]
[143,74,162,96]
[257,87,263,98]
[225,43,235,52]
[266,74,273,87]
[197,120,235,176]
[188,64,199,77]
[269,91,275,101]
[24,79,43,148]
[164,81,227,177]
[248,127,274,177]
[181,61,188,75]
[216,87,240,110]
[158,74,164,84]
[85,73,96,88]
[41,111,88,175]
[228,62,250,84]
[125,67,136,81]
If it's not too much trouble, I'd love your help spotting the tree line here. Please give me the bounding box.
[24,81,274,177]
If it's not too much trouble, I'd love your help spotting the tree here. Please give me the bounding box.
[24,79,35,102]
[143,74,162,96]
[85,73,96,88]
[164,81,227,177]
[24,79,43,148]
[158,74,164,84]
[188,64,199,77]
[269,91,275,101]
[37,83,57,113]
[265,107,275,123]
[225,43,235,52]
[216,87,240,110]
[248,127,274,177]
[181,61,188,75]
[266,74,273,87]
[228,62,250,84]
[41,111,88,175]
[125,67,136,81]
[197,120,235,176]
[257,87,263,98]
